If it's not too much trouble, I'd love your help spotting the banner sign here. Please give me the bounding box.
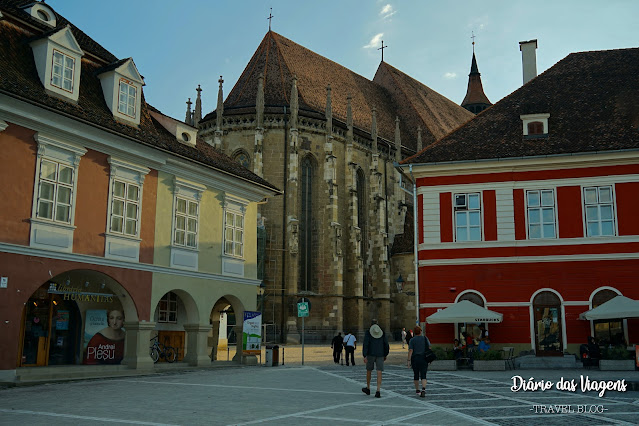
[242,311,262,355]
[83,309,125,365]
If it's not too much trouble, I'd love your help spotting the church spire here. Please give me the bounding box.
[216,76,224,131]
[185,97,192,125]
[461,34,492,114]
[194,85,202,126]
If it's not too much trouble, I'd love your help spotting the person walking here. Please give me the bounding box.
[331,332,343,364]
[407,326,430,398]
[343,331,357,366]
[361,319,390,398]
[401,328,407,349]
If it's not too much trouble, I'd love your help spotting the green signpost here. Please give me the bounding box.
[297,301,309,364]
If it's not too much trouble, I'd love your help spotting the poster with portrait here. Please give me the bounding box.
[83,309,126,365]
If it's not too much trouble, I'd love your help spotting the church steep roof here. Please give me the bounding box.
[404,47,639,164]
[202,31,473,152]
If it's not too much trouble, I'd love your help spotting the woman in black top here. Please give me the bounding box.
[407,326,430,397]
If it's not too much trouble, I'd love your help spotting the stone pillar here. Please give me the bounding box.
[208,320,220,361]
[231,324,257,365]
[183,324,213,366]
[123,321,156,370]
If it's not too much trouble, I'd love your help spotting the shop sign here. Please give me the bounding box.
[48,282,114,303]
[242,311,262,355]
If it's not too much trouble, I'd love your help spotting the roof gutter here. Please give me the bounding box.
[0,89,281,195]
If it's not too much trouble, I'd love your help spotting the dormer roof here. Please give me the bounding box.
[96,57,144,86]
[403,47,639,165]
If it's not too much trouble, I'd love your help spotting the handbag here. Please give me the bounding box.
[423,348,437,364]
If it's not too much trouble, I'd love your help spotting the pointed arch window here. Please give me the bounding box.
[233,150,251,169]
[300,157,314,292]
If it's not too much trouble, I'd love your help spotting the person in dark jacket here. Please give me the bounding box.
[407,326,431,397]
[331,332,343,364]
[361,319,390,398]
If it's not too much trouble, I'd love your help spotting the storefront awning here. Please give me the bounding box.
[579,295,639,320]
[426,300,503,324]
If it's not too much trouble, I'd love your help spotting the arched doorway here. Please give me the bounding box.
[209,296,244,362]
[532,290,564,356]
[455,291,488,343]
[18,270,133,367]
[151,290,199,363]
[591,288,625,346]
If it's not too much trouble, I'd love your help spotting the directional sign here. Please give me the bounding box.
[297,302,309,317]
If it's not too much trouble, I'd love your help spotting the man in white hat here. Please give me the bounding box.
[361,319,389,398]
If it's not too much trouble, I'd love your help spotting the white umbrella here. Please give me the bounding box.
[579,295,639,320]
[426,300,503,324]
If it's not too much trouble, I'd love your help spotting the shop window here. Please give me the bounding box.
[158,292,178,323]
[592,289,625,346]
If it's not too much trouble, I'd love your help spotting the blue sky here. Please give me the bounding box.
[55,0,638,122]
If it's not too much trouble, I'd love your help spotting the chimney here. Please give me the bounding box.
[519,39,538,85]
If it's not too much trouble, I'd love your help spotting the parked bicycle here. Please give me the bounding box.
[149,335,177,363]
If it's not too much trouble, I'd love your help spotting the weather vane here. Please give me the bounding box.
[378,40,388,62]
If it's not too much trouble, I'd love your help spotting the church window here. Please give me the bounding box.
[300,157,314,292]
[233,151,251,169]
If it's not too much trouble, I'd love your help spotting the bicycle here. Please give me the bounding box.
[149,335,177,363]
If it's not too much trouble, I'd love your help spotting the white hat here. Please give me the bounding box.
[369,324,383,339]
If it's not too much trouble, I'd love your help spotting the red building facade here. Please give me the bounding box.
[401,46,639,356]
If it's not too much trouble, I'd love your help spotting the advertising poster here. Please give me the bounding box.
[55,310,69,330]
[242,311,262,355]
[83,309,126,365]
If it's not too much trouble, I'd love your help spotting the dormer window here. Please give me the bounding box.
[97,58,144,126]
[118,79,137,117]
[29,26,83,102]
[23,2,57,27]
[521,113,550,138]
[52,50,75,92]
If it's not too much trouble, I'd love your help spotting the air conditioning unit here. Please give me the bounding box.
[454,194,467,208]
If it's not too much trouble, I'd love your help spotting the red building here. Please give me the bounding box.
[400,43,639,357]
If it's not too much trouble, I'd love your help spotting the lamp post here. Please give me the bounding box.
[396,274,405,293]
[258,281,265,342]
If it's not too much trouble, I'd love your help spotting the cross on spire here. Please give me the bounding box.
[378,40,388,62]
[268,8,274,31]
[471,31,476,53]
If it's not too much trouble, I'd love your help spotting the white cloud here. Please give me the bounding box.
[363,33,384,49]
[444,72,457,79]
[380,4,396,19]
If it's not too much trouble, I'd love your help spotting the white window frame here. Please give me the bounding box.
[158,292,178,323]
[118,78,137,118]
[51,49,75,93]
[222,194,249,277]
[454,192,482,242]
[104,157,149,262]
[526,189,557,239]
[109,179,141,237]
[224,209,245,258]
[29,134,86,253]
[169,178,206,271]
[583,185,616,237]
[173,196,199,249]
[520,113,550,136]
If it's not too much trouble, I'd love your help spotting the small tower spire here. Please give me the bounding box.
[194,85,202,126]
[325,85,332,137]
[256,73,265,128]
[371,106,378,154]
[289,75,299,129]
[346,93,353,142]
[185,97,192,125]
[216,76,224,131]
[394,116,401,162]
[461,33,492,114]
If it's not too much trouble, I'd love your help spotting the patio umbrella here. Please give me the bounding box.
[579,295,639,320]
[426,300,503,324]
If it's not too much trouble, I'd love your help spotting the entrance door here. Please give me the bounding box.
[21,296,52,366]
[533,293,564,356]
[47,297,81,365]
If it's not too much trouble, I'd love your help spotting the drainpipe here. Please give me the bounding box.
[409,164,419,326]
[280,106,288,343]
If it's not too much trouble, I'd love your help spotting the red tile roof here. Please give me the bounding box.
[404,47,639,164]
[202,31,473,153]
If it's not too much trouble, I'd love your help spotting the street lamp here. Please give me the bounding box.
[258,281,265,342]
[395,275,405,293]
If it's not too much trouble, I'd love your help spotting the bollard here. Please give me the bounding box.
[227,347,230,361]
[282,347,285,365]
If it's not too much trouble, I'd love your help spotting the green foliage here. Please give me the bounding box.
[431,346,454,360]
[602,346,633,360]
[477,350,503,361]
